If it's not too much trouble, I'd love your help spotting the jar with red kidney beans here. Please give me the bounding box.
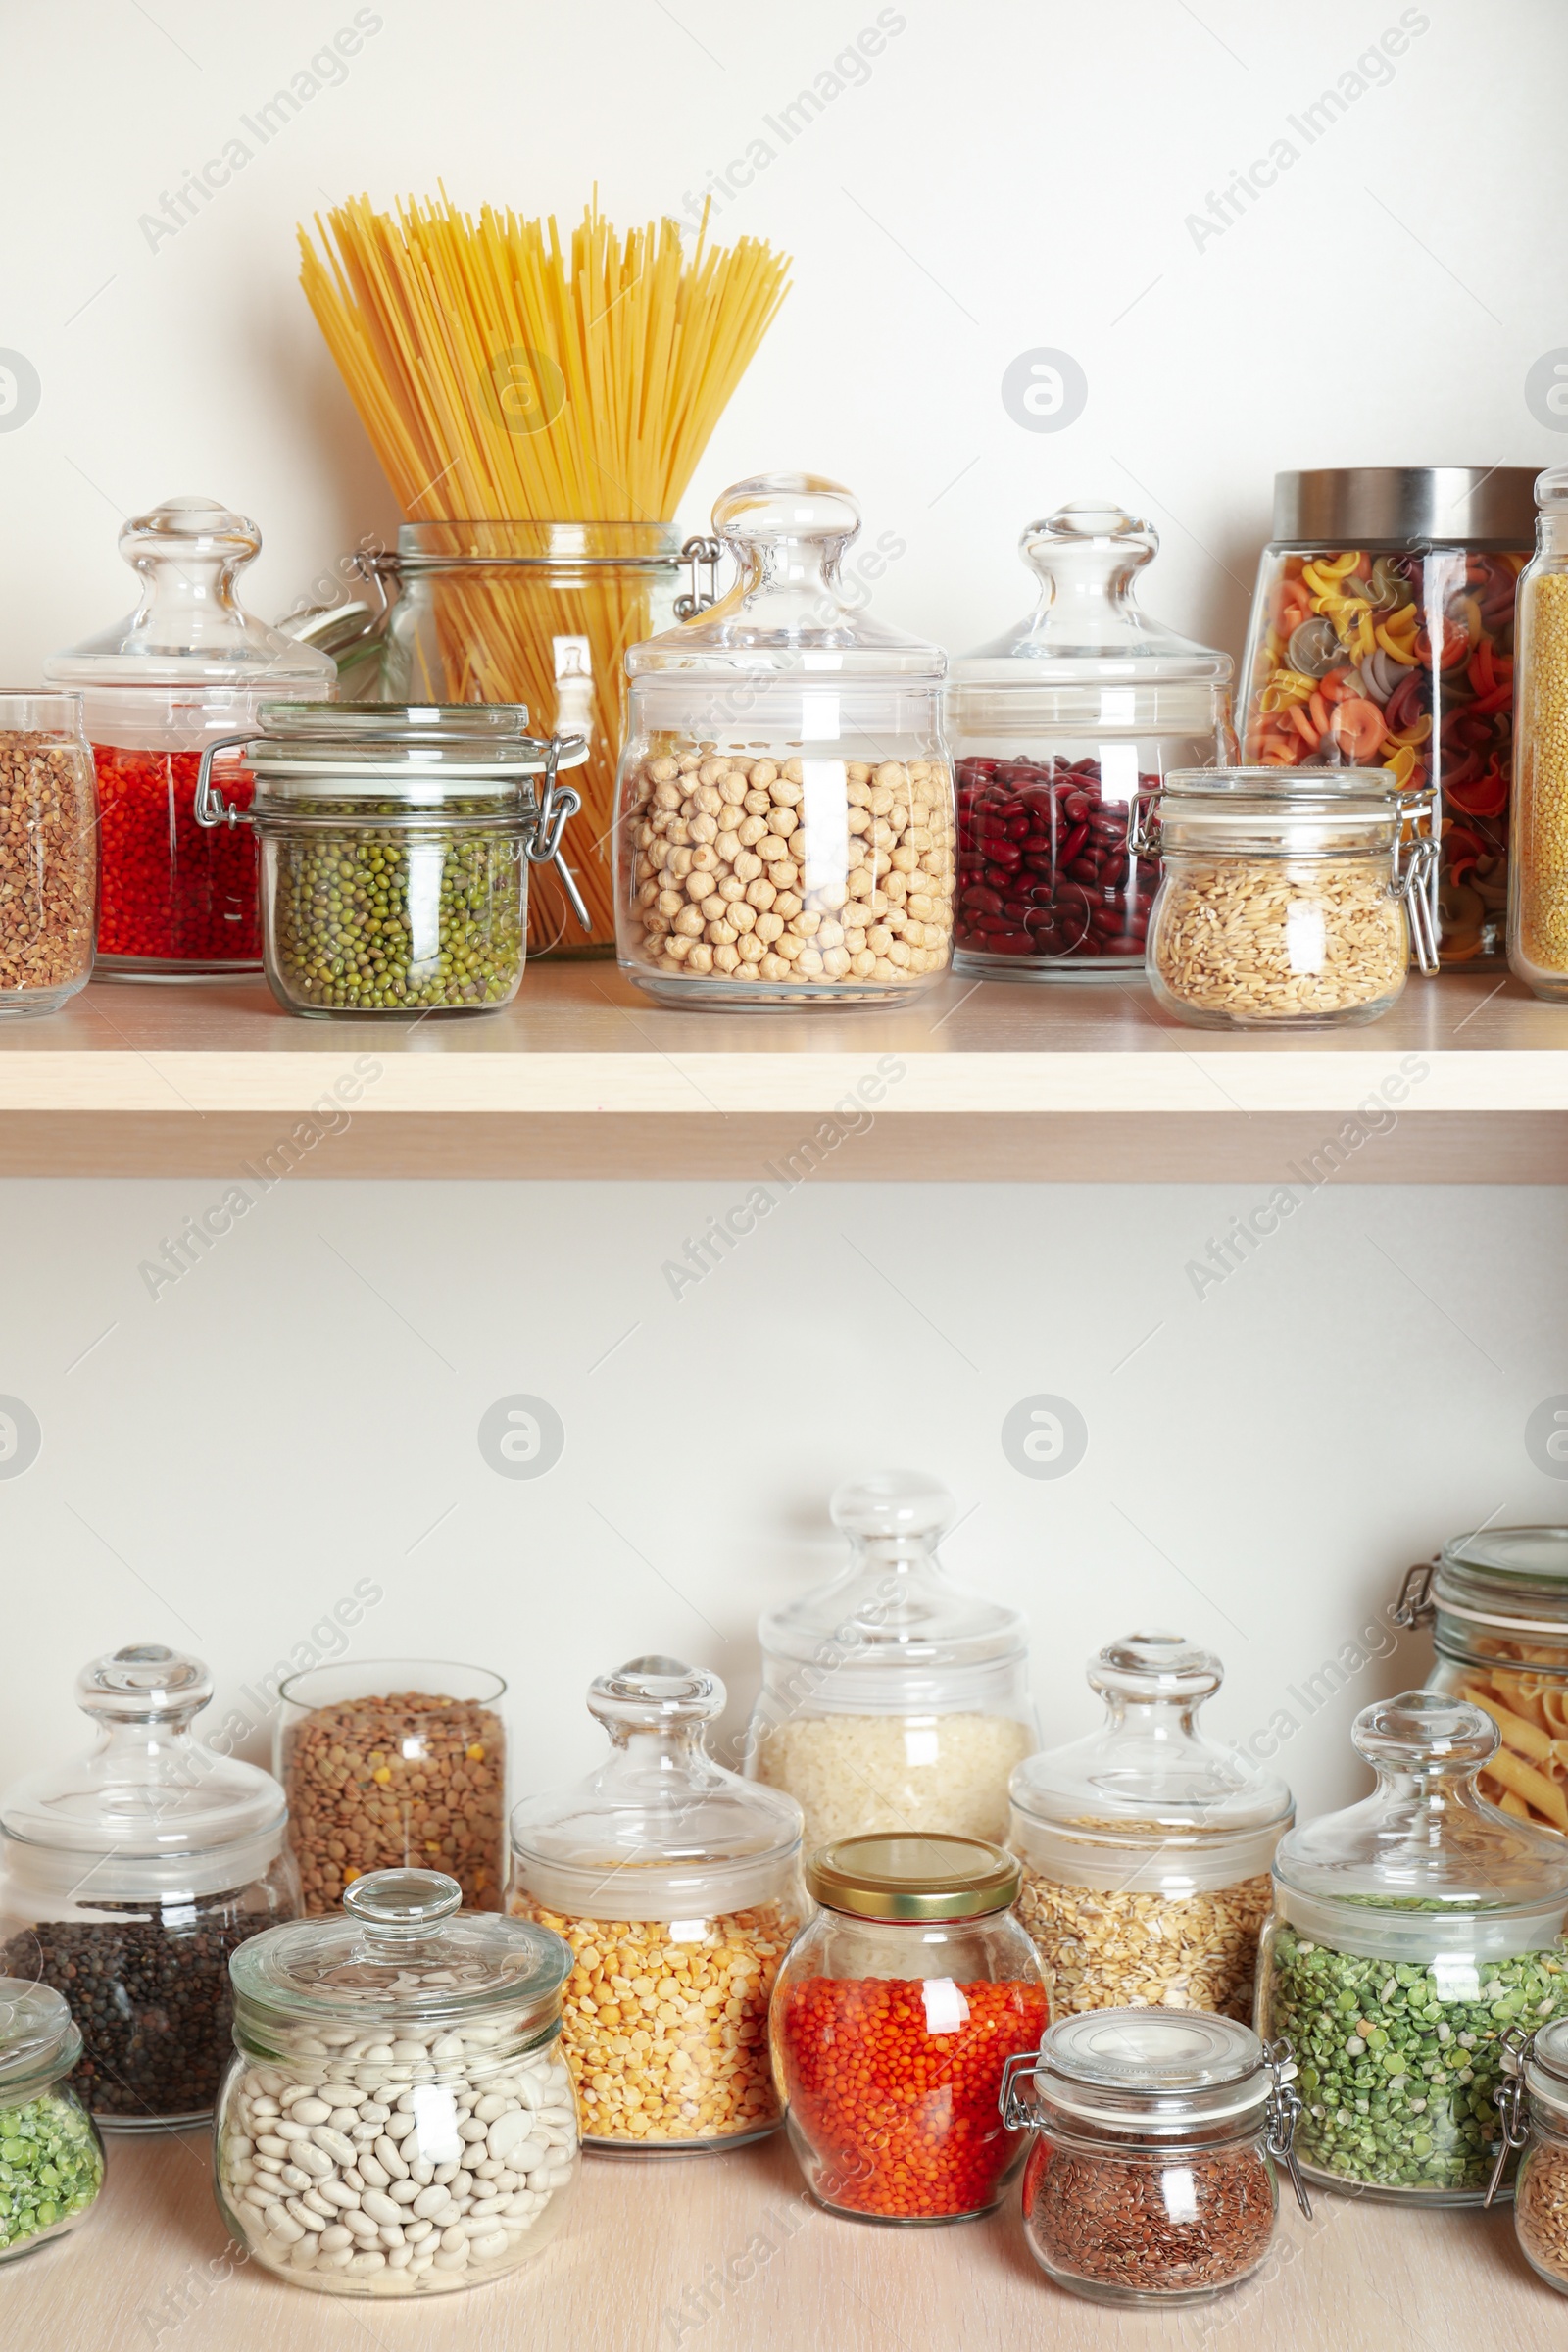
[948,505,1235,980]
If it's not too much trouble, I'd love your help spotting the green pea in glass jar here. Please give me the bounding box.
[0,1979,105,2263]
[1256,1692,1568,2205]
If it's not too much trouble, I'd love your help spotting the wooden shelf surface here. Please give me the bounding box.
[5,2125,1547,2352]
[0,962,1562,1179]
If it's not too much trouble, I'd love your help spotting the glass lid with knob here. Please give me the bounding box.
[509,1657,803,1919]
[0,1645,286,1888]
[1021,2007,1281,2129]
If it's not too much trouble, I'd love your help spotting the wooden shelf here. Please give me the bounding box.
[0,963,1563,1179]
[9,2127,1544,2351]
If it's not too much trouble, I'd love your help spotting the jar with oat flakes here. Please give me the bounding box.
[1009,1635,1293,2023]
[612,472,954,1005]
[507,1657,805,2153]
[1133,767,1439,1028]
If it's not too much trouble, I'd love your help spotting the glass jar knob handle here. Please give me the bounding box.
[1485,2025,1535,2208]
[193,733,260,831]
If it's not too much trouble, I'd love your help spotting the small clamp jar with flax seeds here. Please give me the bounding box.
[1008,1635,1293,2023]
[613,473,955,1005]
[1004,2008,1310,2308]
[1133,765,1440,1028]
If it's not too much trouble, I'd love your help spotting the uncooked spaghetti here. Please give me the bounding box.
[299,196,791,948]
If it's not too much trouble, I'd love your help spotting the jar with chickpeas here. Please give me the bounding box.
[508,1657,807,2153]
[613,473,955,1005]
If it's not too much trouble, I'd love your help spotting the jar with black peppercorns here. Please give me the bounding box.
[0,1645,300,2131]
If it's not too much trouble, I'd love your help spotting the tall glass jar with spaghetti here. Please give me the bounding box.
[613,473,955,1005]
[1238,467,1535,965]
[45,497,334,977]
[1394,1528,1568,1838]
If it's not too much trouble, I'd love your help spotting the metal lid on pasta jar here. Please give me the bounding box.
[1031,2007,1273,2129]
[0,1979,83,2099]
[806,1833,1019,1920]
[1270,468,1537,550]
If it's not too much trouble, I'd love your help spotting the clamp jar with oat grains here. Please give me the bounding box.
[747,1472,1036,1853]
[1489,2013,1568,2292]
[1510,466,1568,999]
[1009,1634,1292,2022]
[1257,1692,1568,2204]
[1394,1528,1568,1838]
[508,1657,805,2153]
[613,472,955,1004]
[1004,2008,1311,2308]
[215,1868,578,2296]
[1134,766,1439,1028]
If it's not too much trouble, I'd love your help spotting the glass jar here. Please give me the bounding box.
[949,502,1234,977]
[1004,2008,1309,2308]
[1394,1527,1568,1836]
[1257,1691,1568,2204]
[1510,467,1568,1000]
[0,693,97,1015]
[1009,1633,1293,2022]
[44,496,335,977]
[613,473,954,1005]
[770,1833,1049,2223]
[324,522,717,956]
[276,1660,509,1915]
[0,1980,105,2263]
[1494,2016,1568,2290]
[747,1472,1035,1853]
[215,1867,577,2296]
[508,1656,805,2154]
[1135,766,1439,1029]
[194,703,588,1015]
[0,1644,300,2130]
[1239,466,1535,965]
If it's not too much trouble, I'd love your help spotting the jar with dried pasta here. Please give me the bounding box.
[746,1473,1036,1853]
[613,473,955,1005]
[1009,1635,1293,2023]
[1394,1526,1568,1838]
[508,1657,805,2153]
[1133,767,1439,1028]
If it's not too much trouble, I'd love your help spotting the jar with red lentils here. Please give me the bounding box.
[508,1657,805,2154]
[948,503,1234,978]
[770,1833,1049,2225]
[45,496,333,976]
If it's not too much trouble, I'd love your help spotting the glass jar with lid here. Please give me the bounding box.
[0,1643,300,2131]
[44,496,335,976]
[0,693,98,1016]
[747,1472,1035,1853]
[1239,466,1536,965]
[215,1867,577,2295]
[508,1656,805,2153]
[1511,468,1568,1000]
[613,472,954,1004]
[1492,2014,1568,2290]
[193,703,589,1015]
[0,1980,105,2263]
[770,1833,1049,2223]
[1134,765,1439,1028]
[1009,1633,1293,2023]
[949,502,1235,976]
[1394,1527,1568,1837]
[1003,2008,1310,2307]
[1257,1691,1568,2203]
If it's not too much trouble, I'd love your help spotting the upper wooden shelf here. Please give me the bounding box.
[0,963,1562,1179]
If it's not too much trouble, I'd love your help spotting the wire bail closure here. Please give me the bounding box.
[1485,2024,1535,2208]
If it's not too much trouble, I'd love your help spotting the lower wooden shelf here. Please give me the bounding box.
[6,2127,1547,2350]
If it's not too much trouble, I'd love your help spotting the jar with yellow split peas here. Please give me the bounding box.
[507,1658,806,2153]
[1395,1529,1568,1838]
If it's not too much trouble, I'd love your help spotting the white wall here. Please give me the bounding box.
[2,1178,1566,1823]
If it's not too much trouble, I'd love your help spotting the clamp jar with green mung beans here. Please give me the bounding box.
[194,703,590,1016]
[1256,1691,1568,2205]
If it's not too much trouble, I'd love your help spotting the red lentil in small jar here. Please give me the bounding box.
[948,504,1234,980]
[45,496,333,978]
[769,1833,1049,2224]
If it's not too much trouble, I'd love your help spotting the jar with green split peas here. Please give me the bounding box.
[193,703,590,1016]
[1256,1691,1568,2204]
[0,1646,300,2132]
[0,1980,104,2263]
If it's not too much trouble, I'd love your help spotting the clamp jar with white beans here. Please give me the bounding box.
[1131,767,1440,1029]
[613,472,955,1006]
[215,1869,578,2297]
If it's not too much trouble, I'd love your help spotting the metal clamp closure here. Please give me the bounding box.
[1126,785,1162,861]
[1263,2038,1312,2217]
[1391,1559,1437,1630]
[1392,822,1442,975]
[999,2047,1046,2132]
[675,535,722,620]
[194,733,259,831]
[1485,2025,1534,2208]
[527,735,591,933]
